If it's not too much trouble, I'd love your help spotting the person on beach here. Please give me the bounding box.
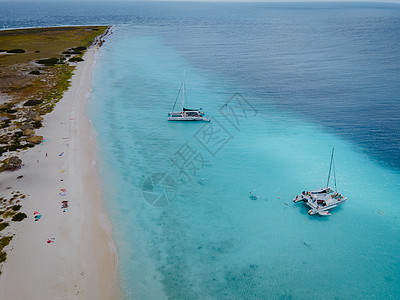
[34,211,42,221]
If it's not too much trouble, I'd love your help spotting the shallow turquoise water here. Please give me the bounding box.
[89,25,400,299]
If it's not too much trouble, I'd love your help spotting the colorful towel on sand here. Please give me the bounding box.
[39,139,49,146]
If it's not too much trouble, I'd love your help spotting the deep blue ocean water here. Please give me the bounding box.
[2,1,400,299]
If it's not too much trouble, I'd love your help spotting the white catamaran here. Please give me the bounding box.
[168,71,210,122]
[293,147,347,216]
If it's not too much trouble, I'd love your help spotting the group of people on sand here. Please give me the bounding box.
[62,200,69,211]
[34,211,42,221]
[60,188,69,212]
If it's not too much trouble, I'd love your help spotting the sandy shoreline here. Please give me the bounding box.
[0,45,120,299]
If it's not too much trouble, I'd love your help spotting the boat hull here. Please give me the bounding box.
[168,116,209,121]
[168,116,210,122]
[293,188,346,216]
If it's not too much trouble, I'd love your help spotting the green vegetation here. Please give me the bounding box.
[39,64,74,113]
[0,26,107,67]
[69,57,84,62]
[6,49,25,53]
[63,50,82,55]
[0,236,13,264]
[33,120,42,128]
[36,57,60,65]
[2,211,15,219]
[8,144,20,152]
[1,119,11,129]
[11,205,21,211]
[23,99,42,106]
[0,25,108,120]
[0,103,14,112]
[0,252,7,264]
[0,222,9,232]
[11,212,27,222]
[73,46,87,51]
[0,236,13,252]
[13,131,22,138]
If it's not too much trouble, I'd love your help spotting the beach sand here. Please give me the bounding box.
[0,46,120,299]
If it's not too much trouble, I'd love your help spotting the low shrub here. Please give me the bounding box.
[33,121,42,128]
[29,70,40,75]
[2,211,15,219]
[0,251,6,263]
[11,212,27,222]
[72,46,87,51]
[6,49,25,53]
[14,131,23,138]
[0,223,8,231]
[36,57,59,65]
[8,144,20,152]
[6,109,17,114]
[69,57,84,62]
[23,100,42,106]
[0,222,9,231]
[0,147,7,157]
[0,104,13,112]
[63,51,82,55]
[11,205,22,211]
[0,236,13,251]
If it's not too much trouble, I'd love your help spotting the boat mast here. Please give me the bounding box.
[333,152,337,191]
[326,147,334,189]
[170,81,183,114]
[182,69,185,111]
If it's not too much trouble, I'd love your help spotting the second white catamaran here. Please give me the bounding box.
[168,71,210,122]
[293,147,347,216]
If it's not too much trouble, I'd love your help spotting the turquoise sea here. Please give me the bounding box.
[2,1,400,298]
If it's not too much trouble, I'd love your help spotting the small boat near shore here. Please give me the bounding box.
[293,147,347,216]
[168,71,210,122]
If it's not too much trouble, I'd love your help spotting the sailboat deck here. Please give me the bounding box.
[168,71,209,122]
[294,192,346,214]
[293,147,347,216]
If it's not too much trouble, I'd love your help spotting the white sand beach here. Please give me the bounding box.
[0,46,120,299]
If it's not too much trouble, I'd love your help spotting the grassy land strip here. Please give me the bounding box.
[0,26,108,153]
